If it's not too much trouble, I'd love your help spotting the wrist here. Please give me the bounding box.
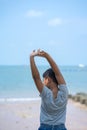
[30,55,34,59]
[45,52,49,58]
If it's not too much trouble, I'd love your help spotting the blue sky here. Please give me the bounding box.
[0,0,87,65]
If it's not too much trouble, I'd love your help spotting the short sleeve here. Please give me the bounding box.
[54,84,68,107]
[40,86,52,100]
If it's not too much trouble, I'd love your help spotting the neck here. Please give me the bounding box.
[49,82,57,90]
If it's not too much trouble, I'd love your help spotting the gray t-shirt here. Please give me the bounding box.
[40,85,68,125]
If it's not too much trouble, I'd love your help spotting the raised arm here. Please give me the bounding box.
[30,49,66,93]
[37,50,66,85]
[30,50,44,93]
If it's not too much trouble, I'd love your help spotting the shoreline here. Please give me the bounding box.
[0,97,41,103]
[0,92,87,106]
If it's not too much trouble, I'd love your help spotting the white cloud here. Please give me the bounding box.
[26,10,43,17]
[48,18,62,26]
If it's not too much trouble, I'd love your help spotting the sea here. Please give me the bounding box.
[0,65,87,102]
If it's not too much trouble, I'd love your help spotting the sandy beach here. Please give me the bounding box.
[0,99,87,130]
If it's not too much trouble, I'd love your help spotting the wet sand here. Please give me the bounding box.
[0,99,87,130]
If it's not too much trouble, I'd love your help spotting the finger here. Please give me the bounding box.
[39,49,43,52]
[33,50,35,52]
[37,49,41,53]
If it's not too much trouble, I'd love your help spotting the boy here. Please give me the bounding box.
[30,49,68,130]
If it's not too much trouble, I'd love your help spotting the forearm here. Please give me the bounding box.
[45,53,60,75]
[30,56,40,79]
[45,53,66,85]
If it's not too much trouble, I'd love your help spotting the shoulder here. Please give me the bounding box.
[40,86,52,98]
[58,84,68,93]
[57,84,68,101]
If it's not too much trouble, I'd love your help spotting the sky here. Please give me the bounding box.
[0,0,87,65]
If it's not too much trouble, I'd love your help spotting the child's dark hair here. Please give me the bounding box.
[43,68,58,85]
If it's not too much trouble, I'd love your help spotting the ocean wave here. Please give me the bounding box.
[0,97,40,103]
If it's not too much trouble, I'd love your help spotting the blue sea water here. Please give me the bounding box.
[0,65,87,102]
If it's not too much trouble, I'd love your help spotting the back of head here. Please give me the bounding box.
[43,68,58,85]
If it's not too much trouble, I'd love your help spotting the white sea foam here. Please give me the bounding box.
[0,97,40,103]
